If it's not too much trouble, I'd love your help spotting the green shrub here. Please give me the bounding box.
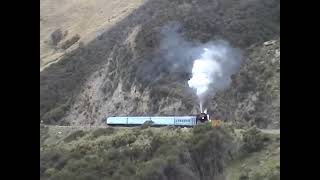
[137,158,167,180]
[242,127,265,153]
[50,169,77,180]
[63,130,86,143]
[77,173,99,180]
[189,124,234,179]
[40,148,70,177]
[111,132,137,148]
[105,147,121,161]
[91,128,115,138]
[192,122,213,134]
[113,161,136,177]
[43,168,57,176]
[69,150,82,160]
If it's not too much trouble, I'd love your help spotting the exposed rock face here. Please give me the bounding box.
[208,40,280,129]
[40,0,280,126]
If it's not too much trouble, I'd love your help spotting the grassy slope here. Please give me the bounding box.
[40,0,145,70]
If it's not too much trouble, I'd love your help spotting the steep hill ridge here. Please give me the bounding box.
[40,0,280,127]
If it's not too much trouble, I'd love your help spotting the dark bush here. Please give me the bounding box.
[140,121,154,129]
[239,174,249,180]
[61,34,81,50]
[242,127,265,153]
[69,150,82,160]
[54,156,69,170]
[63,130,86,143]
[42,100,71,125]
[111,133,137,148]
[189,124,234,179]
[192,122,212,134]
[40,148,71,177]
[137,158,168,180]
[50,29,63,46]
[50,170,77,180]
[91,128,115,138]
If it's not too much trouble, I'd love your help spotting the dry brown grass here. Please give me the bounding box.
[40,0,145,70]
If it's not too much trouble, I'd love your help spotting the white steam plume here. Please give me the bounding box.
[188,48,222,95]
[188,42,242,113]
[140,22,242,114]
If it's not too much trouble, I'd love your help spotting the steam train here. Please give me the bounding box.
[106,113,209,127]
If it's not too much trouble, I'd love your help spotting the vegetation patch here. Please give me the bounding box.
[91,127,115,138]
[242,127,267,153]
[60,34,81,50]
[63,130,86,143]
[40,125,50,144]
[41,124,238,180]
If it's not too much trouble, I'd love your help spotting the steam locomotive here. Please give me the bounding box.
[106,112,209,127]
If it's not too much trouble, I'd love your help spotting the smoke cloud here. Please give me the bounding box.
[187,41,242,112]
[137,22,242,113]
[188,48,222,96]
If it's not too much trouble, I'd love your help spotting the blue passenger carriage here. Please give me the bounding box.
[106,113,208,127]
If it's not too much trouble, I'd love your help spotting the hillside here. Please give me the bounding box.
[40,0,280,179]
[40,0,145,71]
[40,123,280,180]
[40,0,280,126]
[209,40,280,129]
